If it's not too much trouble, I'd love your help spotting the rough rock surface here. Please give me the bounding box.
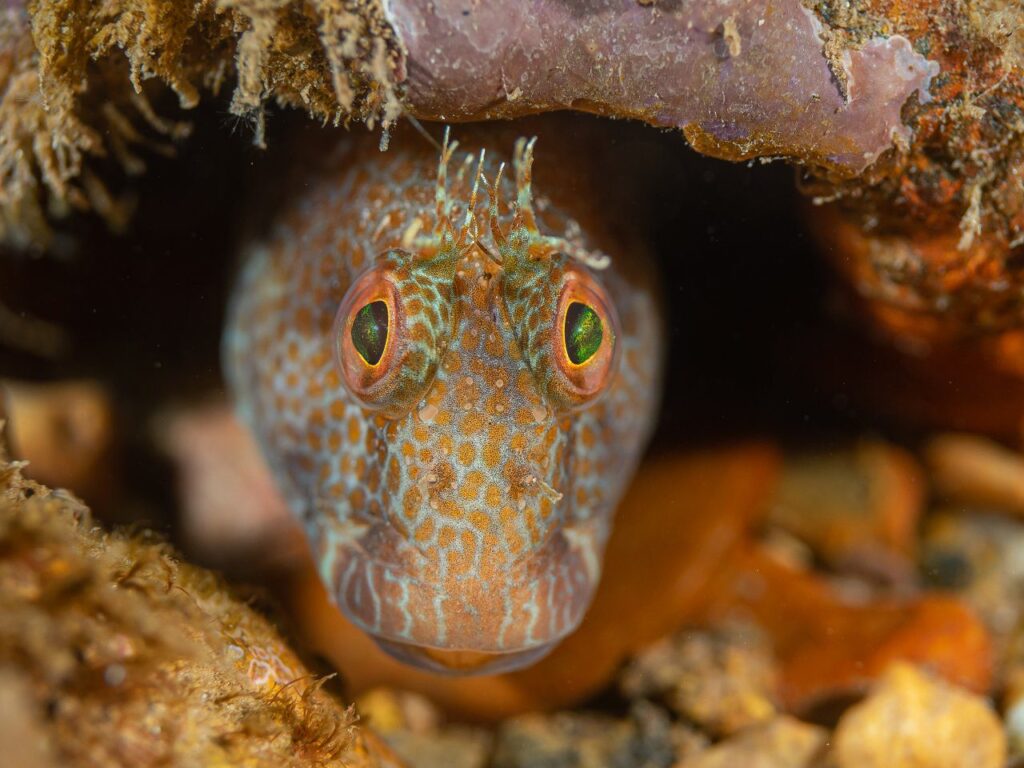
[832,663,1005,768]
[391,0,936,176]
[0,443,399,768]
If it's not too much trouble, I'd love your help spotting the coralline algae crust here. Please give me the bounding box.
[390,0,938,176]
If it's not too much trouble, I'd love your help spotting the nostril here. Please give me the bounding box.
[525,473,563,503]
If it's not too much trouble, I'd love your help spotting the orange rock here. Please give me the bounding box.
[926,433,1024,516]
[289,445,781,720]
[1,379,115,507]
[801,205,1024,439]
[766,441,924,581]
[701,547,994,711]
[810,205,1022,349]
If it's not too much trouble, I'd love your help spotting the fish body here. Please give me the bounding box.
[225,123,662,673]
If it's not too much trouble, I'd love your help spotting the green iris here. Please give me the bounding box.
[564,301,603,365]
[351,300,389,365]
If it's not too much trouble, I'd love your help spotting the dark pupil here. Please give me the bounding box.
[565,301,603,365]
[351,301,389,366]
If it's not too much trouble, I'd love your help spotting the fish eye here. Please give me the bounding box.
[548,270,619,408]
[334,265,403,407]
[333,251,453,416]
[564,301,603,365]
[351,300,390,366]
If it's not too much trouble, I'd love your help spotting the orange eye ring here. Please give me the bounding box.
[334,267,404,406]
[551,271,619,406]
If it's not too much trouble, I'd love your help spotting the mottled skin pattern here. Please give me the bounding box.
[225,125,662,673]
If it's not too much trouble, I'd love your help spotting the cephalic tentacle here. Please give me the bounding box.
[413,127,483,265]
[486,161,508,254]
[434,126,459,229]
[484,136,612,272]
[513,137,539,233]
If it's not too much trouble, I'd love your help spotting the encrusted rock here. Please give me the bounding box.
[832,663,1005,768]
[620,624,777,736]
[0,445,397,768]
[676,716,826,768]
[492,701,705,768]
[357,688,491,768]
[921,510,1024,661]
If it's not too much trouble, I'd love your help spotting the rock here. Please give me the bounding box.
[492,701,704,768]
[1003,666,1024,760]
[809,209,1024,369]
[832,663,1005,768]
[0,670,55,768]
[926,434,1024,516]
[0,453,398,768]
[999,608,1024,759]
[378,729,490,768]
[357,688,444,735]
[921,510,1024,660]
[766,441,924,582]
[357,688,491,768]
[676,716,826,768]
[1,379,115,508]
[155,401,303,568]
[701,547,993,711]
[391,0,936,176]
[621,624,777,736]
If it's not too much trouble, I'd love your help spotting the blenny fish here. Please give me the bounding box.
[224,123,662,674]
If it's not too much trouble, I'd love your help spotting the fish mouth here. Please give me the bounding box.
[372,638,558,675]
[319,518,601,673]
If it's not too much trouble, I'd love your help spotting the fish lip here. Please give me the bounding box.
[372,637,559,675]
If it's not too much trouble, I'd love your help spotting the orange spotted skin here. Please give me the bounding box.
[225,124,662,673]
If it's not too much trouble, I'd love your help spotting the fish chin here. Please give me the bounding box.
[372,637,559,675]
[321,518,600,667]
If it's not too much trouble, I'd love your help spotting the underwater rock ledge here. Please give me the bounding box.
[392,0,938,177]
[2,0,1023,250]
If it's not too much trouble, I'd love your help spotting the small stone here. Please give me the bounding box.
[677,716,826,768]
[766,441,923,582]
[2,379,116,507]
[1003,666,1024,760]
[621,624,776,736]
[357,688,442,734]
[927,433,1024,516]
[921,511,1024,658]
[358,688,490,768]
[103,663,126,687]
[157,401,299,567]
[492,701,703,768]
[383,727,491,768]
[833,663,1005,768]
